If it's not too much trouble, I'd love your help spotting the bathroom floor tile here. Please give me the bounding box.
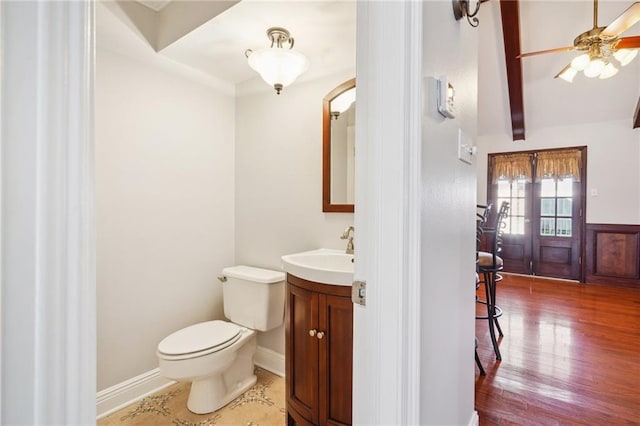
[99,368,285,426]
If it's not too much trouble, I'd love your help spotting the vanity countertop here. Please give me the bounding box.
[281,248,353,286]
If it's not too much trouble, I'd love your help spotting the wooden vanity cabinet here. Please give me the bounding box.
[285,273,353,426]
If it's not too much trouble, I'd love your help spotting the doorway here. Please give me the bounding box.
[487,147,587,282]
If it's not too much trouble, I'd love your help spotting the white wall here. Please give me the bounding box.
[96,48,235,390]
[235,71,355,354]
[420,2,478,424]
[477,120,640,224]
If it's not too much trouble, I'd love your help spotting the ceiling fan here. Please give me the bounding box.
[519,0,640,82]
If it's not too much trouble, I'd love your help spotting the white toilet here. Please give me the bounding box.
[157,265,285,414]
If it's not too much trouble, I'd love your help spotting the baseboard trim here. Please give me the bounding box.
[96,368,175,419]
[469,410,479,426]
[254,346,285,377]
[96,347,284,420]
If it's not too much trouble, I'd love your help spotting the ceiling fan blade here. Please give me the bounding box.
[518,46,574,59]
[553,64,572,79]
[602,2,640,37]
[617,35,640,49]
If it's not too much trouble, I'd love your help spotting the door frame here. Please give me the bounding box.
[487,146,588,282]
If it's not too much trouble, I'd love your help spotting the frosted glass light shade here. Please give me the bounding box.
[613,48,638,66]
[599,62,618,79]
[583,58,605,77]
[570,54,590,71]
[247,48,309,92]
[558,66,578,83]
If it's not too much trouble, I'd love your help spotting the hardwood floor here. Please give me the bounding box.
[475,273,640,426]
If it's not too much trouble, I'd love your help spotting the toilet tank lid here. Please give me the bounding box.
[222,265,285,284]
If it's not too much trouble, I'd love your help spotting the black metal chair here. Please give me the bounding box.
[476,201,509,361]
[474,203,492,375]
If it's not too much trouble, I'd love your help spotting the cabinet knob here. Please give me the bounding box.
[316,331,325,339]
[309,329,317,337]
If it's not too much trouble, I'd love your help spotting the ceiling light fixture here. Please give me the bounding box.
[555,41,638,82]
[452,0,490,27]
[613,48,638,66]
[599,61,619,79]
[521,0,640,82]
[245,27,309,95]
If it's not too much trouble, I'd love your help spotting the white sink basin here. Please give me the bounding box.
[281,248,354,286]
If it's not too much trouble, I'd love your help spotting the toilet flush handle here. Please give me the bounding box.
[217,276,227,283]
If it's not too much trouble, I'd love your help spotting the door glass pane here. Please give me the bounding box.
[540,198,555,216]
[540,178,556,197]
[515,179,526,197]
[556,218,572,237]
[510,198,524,216]
[540,218,555,236]
[502,218,511,234]
[557,178,573,197]
[497,181,510,197]
[557,198,572,216]
[512,216,525,235]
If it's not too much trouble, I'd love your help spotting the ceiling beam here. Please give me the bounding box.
[499,0,525,141]
[634,97,640,129]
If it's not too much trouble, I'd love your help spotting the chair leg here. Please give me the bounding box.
[489,274,504,337]
[484,271,502,361]
[475,338,486,376]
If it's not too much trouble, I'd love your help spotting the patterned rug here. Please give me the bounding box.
[98,368,286,426]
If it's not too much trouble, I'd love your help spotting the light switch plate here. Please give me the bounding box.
[457,129,475,165]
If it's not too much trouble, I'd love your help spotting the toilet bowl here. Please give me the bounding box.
[157,265,285,414]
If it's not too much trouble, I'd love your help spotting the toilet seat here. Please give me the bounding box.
[157,320,243,361]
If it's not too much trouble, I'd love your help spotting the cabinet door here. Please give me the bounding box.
[286,283,319,424]
[319,294,353,426]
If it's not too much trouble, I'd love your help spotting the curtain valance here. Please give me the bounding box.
[491,153,532,183]
[536,149,582,182]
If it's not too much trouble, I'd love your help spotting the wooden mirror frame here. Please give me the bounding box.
[322,78,356,213]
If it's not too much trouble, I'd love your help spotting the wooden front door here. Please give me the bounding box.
[488,147,586,281]
[532,176,583,280]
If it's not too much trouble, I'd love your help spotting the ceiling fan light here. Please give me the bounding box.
[558,66,578,83]
[613,48,638,66]
[598,62,618,79]
[583,58,605,78]
[570,54,590,71]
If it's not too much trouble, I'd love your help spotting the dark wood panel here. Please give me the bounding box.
[320,294,353,426]
[286,282,319,424]
[585,223,640,287]
[501,243,524,260]
[595,233,638,277]
[476,273,640,425]
[500,241,530,275]
[539,245,571,264]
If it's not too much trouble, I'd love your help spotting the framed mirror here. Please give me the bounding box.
[323,78,356,213]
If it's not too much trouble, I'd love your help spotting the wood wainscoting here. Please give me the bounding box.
[585,223,640,287]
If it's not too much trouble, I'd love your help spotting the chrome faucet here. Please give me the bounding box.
[340,226,355,254]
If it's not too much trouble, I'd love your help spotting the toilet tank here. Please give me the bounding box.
[221,265,286,332]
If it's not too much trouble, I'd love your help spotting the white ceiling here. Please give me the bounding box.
[160,0,356,85]
[98,0,640,138]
